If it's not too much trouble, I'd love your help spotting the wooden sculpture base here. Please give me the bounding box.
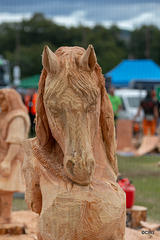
[0,192,26,235]
[0,223,26,235]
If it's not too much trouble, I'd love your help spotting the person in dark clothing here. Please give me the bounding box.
[134,90,158,135]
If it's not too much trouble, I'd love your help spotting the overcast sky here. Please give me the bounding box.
[0,0,160,30]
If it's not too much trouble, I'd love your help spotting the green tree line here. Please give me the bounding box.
[0,13,160,78]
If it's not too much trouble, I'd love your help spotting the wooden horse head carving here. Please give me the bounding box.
[35,45,117,186]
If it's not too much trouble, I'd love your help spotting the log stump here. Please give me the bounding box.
[126,205,147,228]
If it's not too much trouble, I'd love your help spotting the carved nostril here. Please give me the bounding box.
[66,160,75,175]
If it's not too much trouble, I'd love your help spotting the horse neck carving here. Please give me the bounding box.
[35,45,117,186]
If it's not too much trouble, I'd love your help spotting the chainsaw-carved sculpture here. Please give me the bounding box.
[23,45,126,240]
[0,89,30,223]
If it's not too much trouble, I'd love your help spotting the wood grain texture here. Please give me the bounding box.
[23,45,126,240]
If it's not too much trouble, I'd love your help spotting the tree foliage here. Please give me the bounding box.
[0,13,160,79]
[129,25,160,63]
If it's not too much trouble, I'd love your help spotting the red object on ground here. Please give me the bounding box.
[118,178,136,208]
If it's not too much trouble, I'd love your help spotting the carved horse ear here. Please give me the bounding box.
[80,45,97,71]
[36,68,52,147]
[100,82,118,176]
[42,45,59,74]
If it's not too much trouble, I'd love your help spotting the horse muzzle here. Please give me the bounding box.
[64,153,95,186]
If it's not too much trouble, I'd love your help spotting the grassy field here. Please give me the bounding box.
[117,154,160,223]
[13,155,160,223]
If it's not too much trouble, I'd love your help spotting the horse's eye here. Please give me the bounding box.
[50,107,60,116]
[47,100,60,116]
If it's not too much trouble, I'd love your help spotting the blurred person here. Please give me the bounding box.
[108,86,122,124]
[0,88,30,223]
[151,89,157,101]
[134,90,158,135]
[24,88,37,136]
[152,89,160,134]
[16,88,26,103]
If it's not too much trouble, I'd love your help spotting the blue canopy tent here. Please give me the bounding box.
[104,59,160,89]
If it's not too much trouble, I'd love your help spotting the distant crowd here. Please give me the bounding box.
[108,86,160,136]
